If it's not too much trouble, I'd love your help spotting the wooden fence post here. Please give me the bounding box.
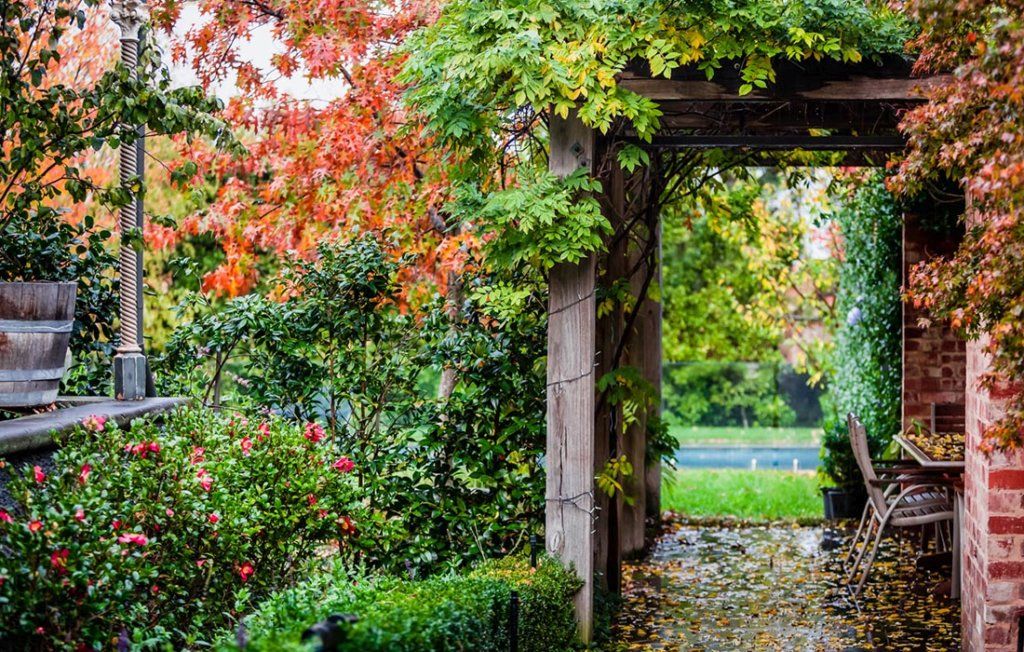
[546,110,597,643]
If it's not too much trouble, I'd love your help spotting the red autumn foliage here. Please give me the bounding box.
[149,0,468,300]
[893,0,1024,450]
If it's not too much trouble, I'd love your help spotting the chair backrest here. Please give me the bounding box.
[847,413,888,514]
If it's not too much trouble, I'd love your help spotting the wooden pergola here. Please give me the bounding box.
[543,55,948,641]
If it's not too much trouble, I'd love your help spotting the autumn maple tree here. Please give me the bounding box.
[148,0,467,300]
[893,0,1024,451]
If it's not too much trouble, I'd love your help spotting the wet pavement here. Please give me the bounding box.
[609,520,960,651]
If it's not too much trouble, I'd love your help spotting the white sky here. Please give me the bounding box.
[161,2,346,102]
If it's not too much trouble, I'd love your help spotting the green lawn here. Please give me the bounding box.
[661,468,822,522]
[670,424,822,447]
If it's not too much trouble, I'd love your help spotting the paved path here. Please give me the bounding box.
[609,521,959,651]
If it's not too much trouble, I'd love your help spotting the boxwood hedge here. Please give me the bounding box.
[222,555,582,651]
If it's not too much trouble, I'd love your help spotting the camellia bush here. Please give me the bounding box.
[821,175,903,486]
[0,409,365,649]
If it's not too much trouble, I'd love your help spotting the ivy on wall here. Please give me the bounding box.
[821,174,903,486]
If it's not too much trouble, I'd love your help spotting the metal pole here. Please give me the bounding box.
[110,0,148,400]
[508,591,519,652]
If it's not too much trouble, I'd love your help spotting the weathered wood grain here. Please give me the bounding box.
[546,111,597,643]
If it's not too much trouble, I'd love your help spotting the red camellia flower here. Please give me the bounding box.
[208,513,219,524]
[77,464,91,485]
[303,422,325,443]
[190,447,206,465]
[332,456,355,473]
[74,509,85,522]
[337,515,356,535]
[0,509,12,524]
[196,468,213,492]
[257,422,271,441]
[240,436,253,456]
[306,493,318,506]
[28,520,43,533]
[148,442,160,454]
[238,561,255,582]
[117,532,148,546]
[33,466,45,483]
[50,548,69,573]
[111,519,122,530]
[82,415,106,432]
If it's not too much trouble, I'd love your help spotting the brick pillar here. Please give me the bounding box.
[962,336,1024,651]
[902,212,966,431]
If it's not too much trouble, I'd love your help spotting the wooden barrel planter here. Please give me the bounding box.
[0,282,77,408]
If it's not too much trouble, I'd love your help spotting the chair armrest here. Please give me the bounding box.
[869,477,956,488]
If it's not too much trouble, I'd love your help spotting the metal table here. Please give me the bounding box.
[894,434,965,600]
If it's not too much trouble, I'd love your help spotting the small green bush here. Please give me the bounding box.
[225,555,582,652]
[0,408,365,649]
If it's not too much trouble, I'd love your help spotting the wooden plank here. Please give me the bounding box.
[619,73,951,102]
[546,110,597,643]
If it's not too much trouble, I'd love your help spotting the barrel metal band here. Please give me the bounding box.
[0,320,73,333]
[0,366,67,382]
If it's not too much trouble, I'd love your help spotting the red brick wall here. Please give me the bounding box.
[902,213,966,431]
[962,336,1024,651]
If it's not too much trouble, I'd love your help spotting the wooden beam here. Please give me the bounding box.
[619,74,950,102]
[546,110,597,644]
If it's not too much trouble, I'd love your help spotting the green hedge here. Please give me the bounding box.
[222,555,582,651]
[822,174,903,486]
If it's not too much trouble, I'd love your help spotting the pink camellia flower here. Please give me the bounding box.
[207,513,219,525]
[148,442,160,454]
[82,415,106,432]
[238,561,255,582]
[117,532,148,546]
[74,509,85,522]
[166,508,175,517]
[196,558,207,568]
[332,456,355,473]
[196,468,213,492]
[28,520,43,533]
[303,422,325,444]
[190,447,205,465]
[77,464,91,485]
[239,436,253,456]
[0,509,12,524]
[33,466,45,483]
[256,422,271,441]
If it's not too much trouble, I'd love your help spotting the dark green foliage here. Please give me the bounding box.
[221,555,582,652]
[821,175,903,486]
[664,361,796,428]
[162,237,548,575]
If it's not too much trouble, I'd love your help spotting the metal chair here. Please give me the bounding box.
[842,413,954,596]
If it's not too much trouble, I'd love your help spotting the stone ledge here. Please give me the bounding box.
[0,397,188,456]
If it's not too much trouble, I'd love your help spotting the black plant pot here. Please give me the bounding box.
[821,485,867,520]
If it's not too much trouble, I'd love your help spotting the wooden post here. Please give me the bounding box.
[546,111,597,643]
[620,213,659,556]
[595,161,625,594]
[642,219,663,529]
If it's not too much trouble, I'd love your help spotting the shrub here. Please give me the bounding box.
[162,238,549,576]
[221,555,582,652]
[821,175,903,486]
[0,408,365,649]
